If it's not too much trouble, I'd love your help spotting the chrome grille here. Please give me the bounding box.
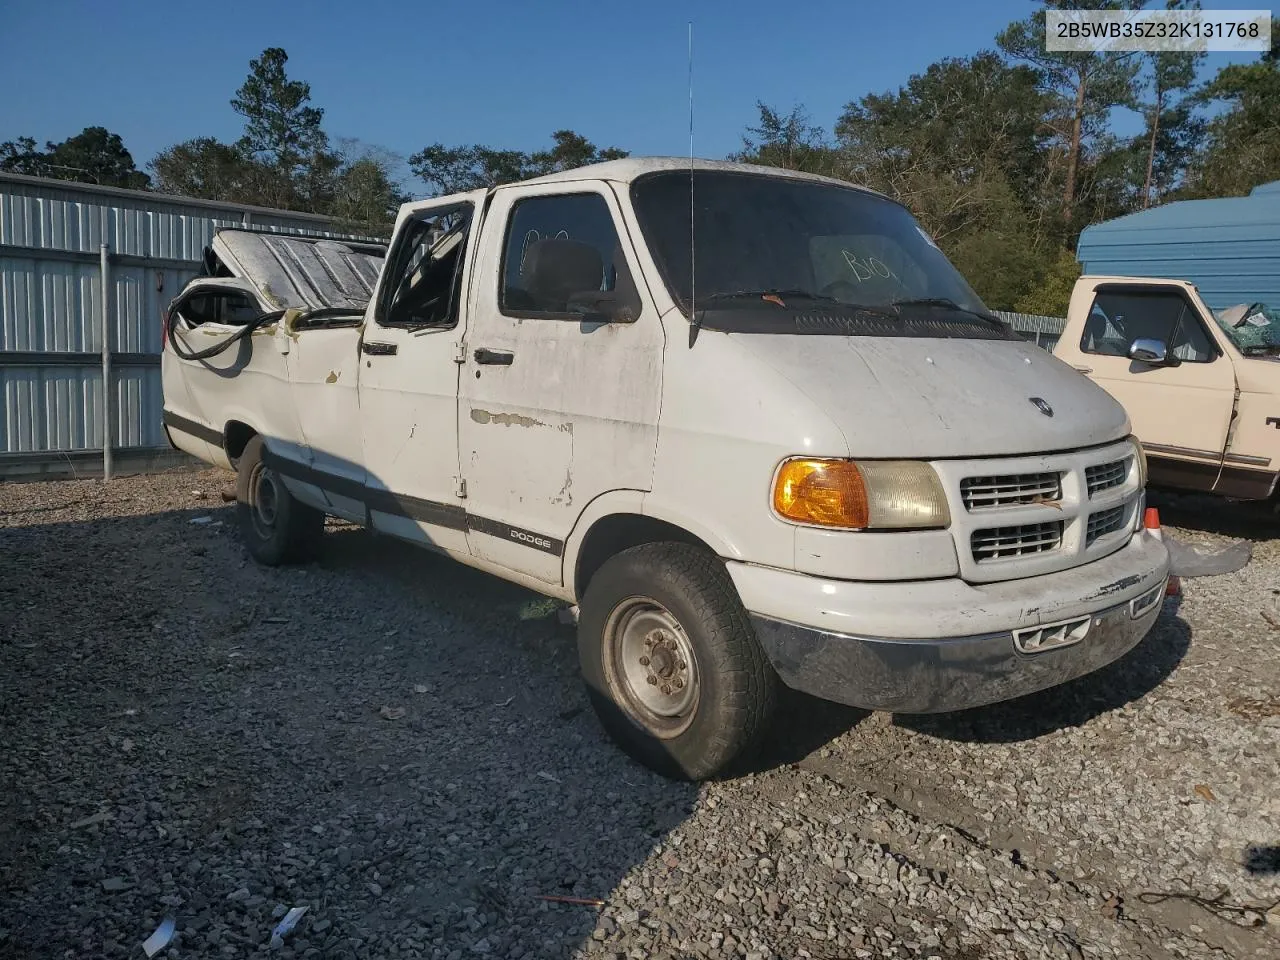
[1086,505,1126,545]
[960,472,1062,511]
[971,521,1064,562]
[1086,459,1128,497]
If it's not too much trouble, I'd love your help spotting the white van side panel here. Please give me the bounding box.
[557,488,648,591]
[648,331,850,575]
[458,181,664,585]
[286,325,366,485]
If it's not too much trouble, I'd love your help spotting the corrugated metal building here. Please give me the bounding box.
[0,172,382,478]
[1076,179,1280,310]
[1,172,1076,479]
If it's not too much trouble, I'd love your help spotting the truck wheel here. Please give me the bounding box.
[235,435,323,565]
[577,542,778,780]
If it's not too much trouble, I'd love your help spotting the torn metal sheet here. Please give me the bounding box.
[142,916,176,957]
[211,231,385,312]
[1165,535,1252,577]
[269,905,309,948]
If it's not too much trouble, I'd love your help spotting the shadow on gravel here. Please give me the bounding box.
[893,601,1192,744]
[1147,489,1280,541]
[318,528,872,779]
[0,507,700,958]
[734,690,869,776]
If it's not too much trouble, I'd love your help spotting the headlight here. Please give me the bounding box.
[772,458,951,530]
[1129,436,1148,487]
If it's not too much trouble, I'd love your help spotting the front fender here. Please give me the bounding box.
[558,489,744,602]
[559,489,647,590]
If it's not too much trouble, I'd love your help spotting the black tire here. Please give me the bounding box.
[577,542,779,780]
[234,435,323,566]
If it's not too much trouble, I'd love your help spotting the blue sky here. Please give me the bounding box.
[0,0,1255,196]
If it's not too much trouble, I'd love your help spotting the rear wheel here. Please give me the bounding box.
[577,542,778,780]
[235,435,323,565]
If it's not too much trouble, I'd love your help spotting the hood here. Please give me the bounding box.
[730,333,1130,459]
[210,231,386,312]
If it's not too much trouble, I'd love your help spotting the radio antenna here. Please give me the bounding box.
[687,20,701,347]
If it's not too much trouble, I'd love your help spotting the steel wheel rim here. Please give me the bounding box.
[603,596,699,739]
[248,461,280,539]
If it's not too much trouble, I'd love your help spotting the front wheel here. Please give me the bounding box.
[234,435,323,565]
[577,542,779,780]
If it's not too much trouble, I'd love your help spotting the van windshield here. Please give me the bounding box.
[630,170,1001,337]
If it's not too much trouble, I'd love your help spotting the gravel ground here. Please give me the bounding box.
[1,469,1277,960]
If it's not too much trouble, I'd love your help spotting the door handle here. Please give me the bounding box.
[1073,364,1092,373]
[474,348,514,366]
[361,340,397,356]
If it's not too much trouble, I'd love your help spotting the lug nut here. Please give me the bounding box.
[646,675,658,685]
[639,656,650,666]
[677,659,686,670]
[674,677,684,689]
[661,684,672,695]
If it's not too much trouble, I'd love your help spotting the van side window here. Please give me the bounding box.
[378,205,473,328]
[500,193,642,320]
[178,289,260,327]
[1080,291,1216,363]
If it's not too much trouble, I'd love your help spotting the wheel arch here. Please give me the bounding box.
[223,419,258,466]
[566,492,742,601]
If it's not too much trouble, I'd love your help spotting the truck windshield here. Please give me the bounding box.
[630,170,996,333]
[1213,302,1280,358]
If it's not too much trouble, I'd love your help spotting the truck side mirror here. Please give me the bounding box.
[567,292,638,325]
[1128,337,1175,366]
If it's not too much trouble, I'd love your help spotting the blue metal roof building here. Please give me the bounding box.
[1076,180,1280,310]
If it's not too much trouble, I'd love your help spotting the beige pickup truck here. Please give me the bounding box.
[1053,276,1280,504]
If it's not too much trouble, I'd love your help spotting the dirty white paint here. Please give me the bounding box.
[930,437,1143,584]
[729,531,1167,639]
[732,333,1130,459]
[355,189,490,554]
[456,179,662,584]
[285,323,365,493]
[163,157,1165,649]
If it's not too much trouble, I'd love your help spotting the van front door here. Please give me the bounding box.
[458,183,661,584]
[1067,281,1237,490]
[355,192,487,553]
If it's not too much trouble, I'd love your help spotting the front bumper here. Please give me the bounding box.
[732,533,1170,713]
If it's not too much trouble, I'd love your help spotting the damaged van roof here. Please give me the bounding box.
[211,230,386,312]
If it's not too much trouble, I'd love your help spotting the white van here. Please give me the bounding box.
[161,159,1170,780]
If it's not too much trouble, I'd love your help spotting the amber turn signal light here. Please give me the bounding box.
[773,459,870,529]
[773,458,951,530]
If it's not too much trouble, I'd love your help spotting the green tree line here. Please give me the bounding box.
[734,2,1280,313]
[3,1,1279,313]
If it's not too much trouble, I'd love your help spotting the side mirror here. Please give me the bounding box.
[1128,337,1174,366]
[567,292,638,324]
